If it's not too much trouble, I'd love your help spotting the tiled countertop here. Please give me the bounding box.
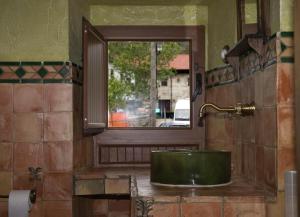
[74,167,265,199]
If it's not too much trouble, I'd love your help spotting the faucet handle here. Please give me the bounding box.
[236,102,255,116]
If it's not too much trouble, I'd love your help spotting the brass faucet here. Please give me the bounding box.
[198,102,255,126]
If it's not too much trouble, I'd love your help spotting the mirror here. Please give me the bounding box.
[107,41,191,128]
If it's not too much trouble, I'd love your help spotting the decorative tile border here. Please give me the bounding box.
[0,61,83,84]
[206,31,294,89]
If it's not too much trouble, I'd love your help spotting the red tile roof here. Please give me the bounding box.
[169,54,190,70]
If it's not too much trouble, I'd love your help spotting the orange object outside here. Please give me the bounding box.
[109,112,129,127]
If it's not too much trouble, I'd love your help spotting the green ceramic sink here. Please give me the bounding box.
[150,150,231,187]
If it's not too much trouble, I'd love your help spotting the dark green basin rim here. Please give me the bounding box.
[151,149,231,154]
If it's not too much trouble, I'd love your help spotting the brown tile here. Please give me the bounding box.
[255,109,264,146]
[43,141,73,172]
[108,200,130,212]
[93,200,108,215]
[149,203,180,217]
[255,71,264,108]
[264,147,277,191]
[29,201,43,217]
[13,143,42,172]
[266,191,284,217]
[277,106,295,149]
[13,84,44,112]
[255,146,264,184]
[181,202,222,217]
[43,173,72,200]
[0,201,8,217]
[13,173,43,199]
[223,196,265,203]
[277,147,296,190]
[0,113,13,142]
[44,112,73,142]
[43,201,72,217]
[224,202,266,217]
[0,84,13,113]
[247,143,256,181]
[263,65,276,107]
[277,63,294,105]
[181,196,222,203]
[0,143,12,171]
[45,84,73,112]
[0,172,12,195]
[14,113,43,142]
[262,107,277,147]
[105,178,130,194]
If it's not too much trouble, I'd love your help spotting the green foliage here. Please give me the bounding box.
[108,41,183,111]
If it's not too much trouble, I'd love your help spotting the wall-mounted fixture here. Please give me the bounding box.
[198,102,255,127]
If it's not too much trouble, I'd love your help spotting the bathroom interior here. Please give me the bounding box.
[0,0,299,216]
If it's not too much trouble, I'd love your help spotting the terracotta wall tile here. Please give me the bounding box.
[43,173,72,200]
[0,143,12,171]
[108,200,130,213]
[14,113,43,143]
[149,203,180,217]
[0,172,12,195]
[255,71,264,108]
[181,202,222,217]
[224,202,266,217]
[45,84,73,112]
[13,84,44,113]
[0,84,13,113]
[105,178,130,194]
[255,109,264,146]
[0,201,8,217]
[44,112,73,142]
[277,63,294,105]
[13,173,43,199]
[277,106,295,149]
[277,147,296,190]
[263,65,276,107]
[13,143,43,172]
[43,201,72,217]
[29,201,44,217]
[43,141,73,172]
[0,113,13,142]
[93,200,108,216]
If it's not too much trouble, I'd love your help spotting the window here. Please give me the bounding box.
[108,41,191,128]
[83,25,205,145]
[237,0,270,39]
[161,80,168,86]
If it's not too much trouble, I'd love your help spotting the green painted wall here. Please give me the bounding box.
[90,5,208,26]
[207,0,237,70]
[0,0,69,61]
[280,0,294,31]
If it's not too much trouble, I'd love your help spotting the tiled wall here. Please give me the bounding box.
[205,32,295,216]
[0,62,94,217]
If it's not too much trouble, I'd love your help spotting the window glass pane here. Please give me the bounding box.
[108,41,190,128]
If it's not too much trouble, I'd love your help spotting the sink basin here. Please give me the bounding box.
[150,150,231,187]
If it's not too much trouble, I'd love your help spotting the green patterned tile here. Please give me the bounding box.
[58,66,69,78]
[21,79,43,83]
[15,67,26,78]
[43,61,65,66]
[0,62,20,66]
[281,57,294,63]
[21,62,42,66]
[280,32,294,38]
[0,68,3,76]
[281,42,288,53]
[37,67,48,78]
[0,79,20,83]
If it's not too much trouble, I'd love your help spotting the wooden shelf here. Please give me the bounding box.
[226,34,265,57]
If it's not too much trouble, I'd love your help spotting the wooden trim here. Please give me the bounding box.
[94,26,205,150]
[294,0,300,212]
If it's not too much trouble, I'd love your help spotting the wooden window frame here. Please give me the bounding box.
[93,25,205,147]
[237,0,270,39]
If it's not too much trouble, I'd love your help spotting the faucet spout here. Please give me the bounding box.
[198,102,255,127]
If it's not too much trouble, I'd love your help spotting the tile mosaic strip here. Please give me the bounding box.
[206,31,293,89]
[0,61,83,84]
